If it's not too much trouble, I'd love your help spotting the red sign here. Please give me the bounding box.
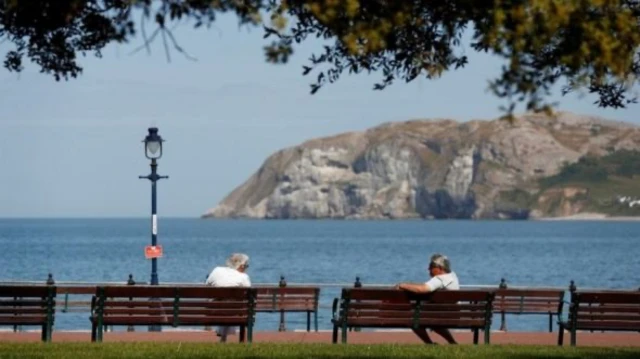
[145,245,163,259]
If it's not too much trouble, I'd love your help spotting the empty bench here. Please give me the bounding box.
[90,285,257,342]
[0,285,56,342]
[494,288,565,332]
[255,286,320,332]
[558,290,640,346]
[331,288,494,344]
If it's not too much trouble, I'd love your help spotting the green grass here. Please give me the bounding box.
[0,343,638,359]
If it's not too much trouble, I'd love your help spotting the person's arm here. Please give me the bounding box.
[395,282,430,293]
[396,276,444,293]
[205,272,215,286]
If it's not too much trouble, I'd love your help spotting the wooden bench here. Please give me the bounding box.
[0,285,56,342]
[558,290,640,346]
[90,285,257,342]
[255,286,320,332]
[331,288,494,344]
[494,288,565,332]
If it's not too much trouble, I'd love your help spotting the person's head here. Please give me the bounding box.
[226,253,250,273]
[428,253,451,277]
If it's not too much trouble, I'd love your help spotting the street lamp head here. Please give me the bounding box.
[143,127,164,160]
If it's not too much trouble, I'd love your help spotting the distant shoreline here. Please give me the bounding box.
[534,212,640,221]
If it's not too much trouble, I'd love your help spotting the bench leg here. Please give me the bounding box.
[570,329,576,347]
[341,323,348,344]
[557,328,564,346]
[97,323,104,342]
[91,322,97,342]
[46,322,53,343]
[548,314,553,332]
[239,326,245,343]
[332,324,338,344]
[484,328,490,345]
[473,329,479,345]
[41,325,46,342]
[248,323,253,344]
[314,311,318,332]
[307,312,311,332]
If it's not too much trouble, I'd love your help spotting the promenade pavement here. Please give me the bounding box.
[1,330,639,347]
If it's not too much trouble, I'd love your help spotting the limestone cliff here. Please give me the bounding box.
[203,112,640,219]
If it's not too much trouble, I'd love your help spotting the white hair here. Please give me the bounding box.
[430,253,452,273]
[226,253,249,270]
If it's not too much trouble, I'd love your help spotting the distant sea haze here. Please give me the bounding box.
[0,218,638,331]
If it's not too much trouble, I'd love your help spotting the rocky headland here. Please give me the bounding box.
[203,112,640,220]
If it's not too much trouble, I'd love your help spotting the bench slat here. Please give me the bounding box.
[0,308,47,314]
[100,316,249,325]
[575,314,640,321]
[103,308,249,316]
[347,318,485,328]
[496,305,558,311]
[576,292,640,304]
[99,286,252,299]
[577,305,640,313]
[0,300,47,306]
[0,316,48,324]
[496,290,564,297]
[0,286,53,297]
[496,298,562,303]
[256,288,319,295]
[104,300,250,308]
[575,320,640,330]
[346,311,487,319]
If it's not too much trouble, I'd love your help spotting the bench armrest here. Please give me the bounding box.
[331,298,339,319]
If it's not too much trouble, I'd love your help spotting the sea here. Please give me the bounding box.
[0,218,638,332]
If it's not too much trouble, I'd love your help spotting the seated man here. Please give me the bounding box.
[205,253,251,342]
[395,253,459,344]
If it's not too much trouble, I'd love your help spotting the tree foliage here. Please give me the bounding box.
[1,0,639,114]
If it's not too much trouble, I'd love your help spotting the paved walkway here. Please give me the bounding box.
[1,330,639,346]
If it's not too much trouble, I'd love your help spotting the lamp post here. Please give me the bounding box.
[139,128,168,332]
[138,127,168,286]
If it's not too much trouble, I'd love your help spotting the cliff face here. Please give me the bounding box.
[203,112,640,219]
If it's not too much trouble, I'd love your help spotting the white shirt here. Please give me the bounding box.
[425,272,459,291]
[205,266,251,287]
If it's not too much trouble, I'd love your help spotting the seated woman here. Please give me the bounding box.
[205,253,251,342]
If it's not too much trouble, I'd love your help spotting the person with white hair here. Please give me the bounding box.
[205,253,251,342]
[395,253,460,344]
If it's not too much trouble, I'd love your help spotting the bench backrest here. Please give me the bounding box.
[569,291,640,330]
[0,285,56,326]
[255,287,319,312]
[93,285,257,327]
[337,288,494,329]
[494,288,565,314]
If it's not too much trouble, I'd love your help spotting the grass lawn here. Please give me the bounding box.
[0,343,638,359]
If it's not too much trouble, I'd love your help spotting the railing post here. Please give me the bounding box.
[46,273,55,286]
[352,276,362,332]
[127,274,136,332]
[498,278,507,331]
[278,275,287,332]
[41,274,55,336]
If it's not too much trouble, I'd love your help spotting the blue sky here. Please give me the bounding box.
[0,14,638,218]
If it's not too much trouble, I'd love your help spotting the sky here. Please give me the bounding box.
[0,14,638,218]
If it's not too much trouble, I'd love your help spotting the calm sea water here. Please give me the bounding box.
[0,218,638,332]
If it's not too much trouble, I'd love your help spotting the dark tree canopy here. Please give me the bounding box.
[1,0,639,115]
